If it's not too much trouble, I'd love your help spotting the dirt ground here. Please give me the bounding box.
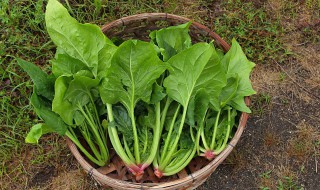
[201,29,320,189]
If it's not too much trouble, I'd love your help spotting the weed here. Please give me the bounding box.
[251,92,272,116]
[279,72,286,81]
[277,176,304,190]
[260,170,272,179]
[212,0,289,64]
[259,168,276,189]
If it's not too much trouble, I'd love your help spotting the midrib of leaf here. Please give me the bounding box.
[183,50,208,108]
[49,27,91,68]
[128,46,140,163]
[129,47,135,110]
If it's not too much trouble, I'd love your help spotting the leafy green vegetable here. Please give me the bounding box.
[45,0,112,77]
[16,58,54,101]
[197,39,256,161]
[52,76,74,125]
[51,48,89,78]
[221,39,256,110]
[18,0,114,167]
[25,123,54,144]
[100,39,167,176]
[19,0,256,179]
[150,22,192,61]
[154,43,227,176]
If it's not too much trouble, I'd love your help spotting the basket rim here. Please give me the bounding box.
[66,13,251,190]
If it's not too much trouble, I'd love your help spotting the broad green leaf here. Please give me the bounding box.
[194,89,210,124]
[45,0,110,76]
[229,96,251,113]
[31,90,68,135]
[98,43,118,77]
[221,38,256,97]
[151,22,192,61]
[51,48,89,77]
[150,83,166,104]
[138,106,156,130]
[74,111,85,125]
[164,43,227,108]
[207,44,228,111]
[187,89,210,127]
[186,97,195,127]
[112,105,133,142]
[25,123,54,144]
[16,58,54,100]
[96,98,108,116]
[179,128,193,149]
[52,76,74,125]
[216,48,225,61]
[219,75,239,107]
[64,75,99,106]
[99,40,167,112]
[74,70,94,78]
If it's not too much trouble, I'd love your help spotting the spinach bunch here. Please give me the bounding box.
[18,0,255,179]
[18,0,114,166]
[149,24,255,177]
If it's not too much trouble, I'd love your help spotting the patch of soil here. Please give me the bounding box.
[200,97,319,189]
[29,165,56,188]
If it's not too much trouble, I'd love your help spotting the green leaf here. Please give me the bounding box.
[151,22,192,61]
[138,106,156,130]
[25,123,54,144]
[51,48,89,77]
[164,43,227,108]
[204,117,216,140]
[74,111,85,125]
[179,128,193,149]
[216,48,225,61]
[229,96,251,113]
[52,76,74,125]
[221,38,256,97]
[150,83,166,104]
[138,125,153,161]
[186,97,195,127]
[16,58,54,101]
[64,75,99,106]
[45,0,110,76]
[98,43,118,77]
[219,75,239,107]
[194,89,210,124]
[187,89,209,127]
[99,40,167,112]
[31,90,68,135]
[215,109,237,142]
[112,106,133,142]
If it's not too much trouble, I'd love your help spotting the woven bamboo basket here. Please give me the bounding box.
[66,13,251,190]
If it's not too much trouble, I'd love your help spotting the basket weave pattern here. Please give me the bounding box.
[66,13,250,190]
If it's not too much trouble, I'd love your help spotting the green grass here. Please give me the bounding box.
[277,176,304,190]
[251,92,272,116]
[211,0,291,64]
